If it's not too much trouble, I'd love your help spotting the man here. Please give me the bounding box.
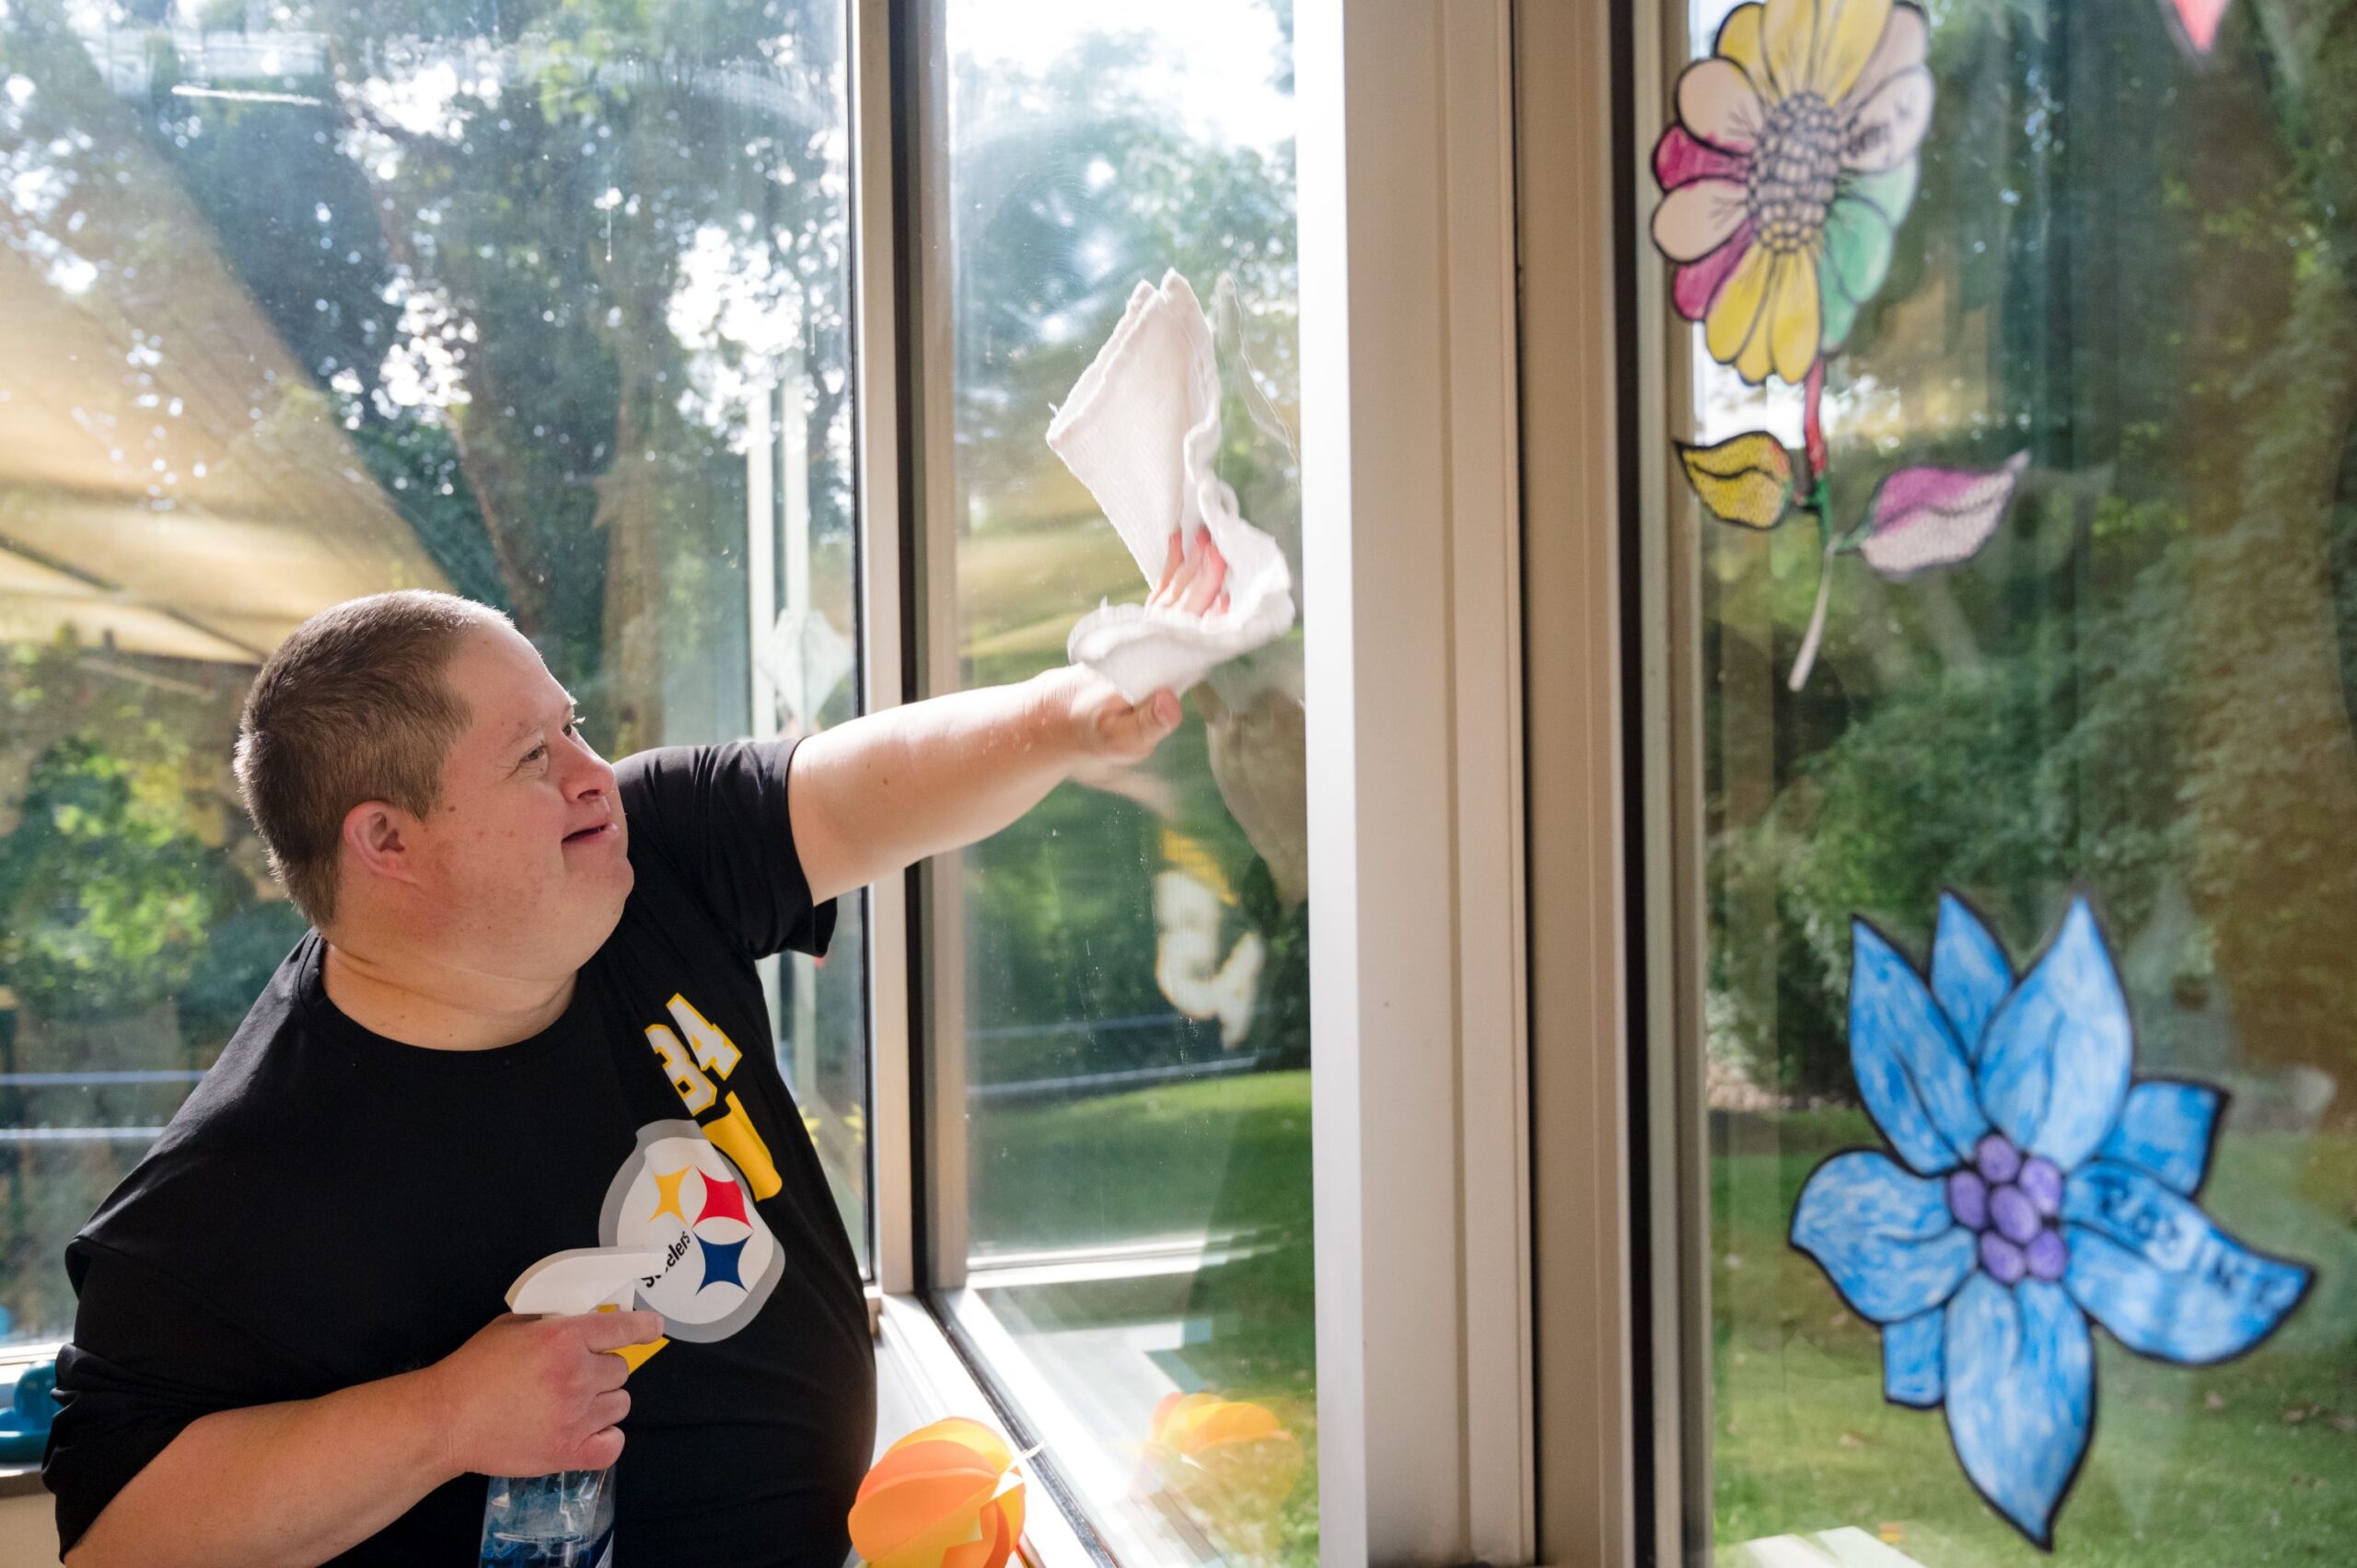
[44,532,1230,1567]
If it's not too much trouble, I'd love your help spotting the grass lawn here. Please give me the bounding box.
[964,1081,2353,1565]
[968,1067,1315,1251]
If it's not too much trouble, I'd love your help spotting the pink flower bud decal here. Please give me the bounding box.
[1859,452,2031,579]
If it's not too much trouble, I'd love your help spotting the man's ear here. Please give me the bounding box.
[341,801,420,889]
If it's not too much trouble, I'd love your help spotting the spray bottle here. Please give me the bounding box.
[477,1247,658,1568]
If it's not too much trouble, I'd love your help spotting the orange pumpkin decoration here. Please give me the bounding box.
[848,1417,1027,1568]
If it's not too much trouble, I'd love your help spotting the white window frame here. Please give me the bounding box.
[840,2,1639,1564]
[850,0,919,1303]
[1297,2,1535,1563]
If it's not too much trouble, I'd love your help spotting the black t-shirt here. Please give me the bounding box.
[43,740,876,1567]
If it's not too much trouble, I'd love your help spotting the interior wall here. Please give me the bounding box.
[0,1493,63,1566]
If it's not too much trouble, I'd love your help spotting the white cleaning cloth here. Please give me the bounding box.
[1048,271,1295,703]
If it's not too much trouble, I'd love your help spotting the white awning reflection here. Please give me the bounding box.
[0,25,452,667]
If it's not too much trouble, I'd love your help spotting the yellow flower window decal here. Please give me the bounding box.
[1655,0,1932,386]
[1652,1,2029,690]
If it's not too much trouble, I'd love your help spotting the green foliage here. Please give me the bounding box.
[0,640,249,1023]
[0,734,229,1017]
[965,778,1177,1082]
[134,0,857,749]
[933,17,1304,1096]
[1697,6,2357,1541]
[1706,0,2357,1113]
[946,38,1295,513]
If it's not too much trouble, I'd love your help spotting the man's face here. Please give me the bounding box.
[403,623,633,976]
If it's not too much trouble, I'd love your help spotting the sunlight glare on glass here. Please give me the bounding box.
[953,0,1292,145]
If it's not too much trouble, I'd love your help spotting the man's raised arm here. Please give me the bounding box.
[788,526,1229,903]
[787,667,1180,906]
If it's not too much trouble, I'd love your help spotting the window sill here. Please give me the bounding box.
[873,1293,1099,1568]
[0,1349,54,1501]
[930,1279,1238,1566]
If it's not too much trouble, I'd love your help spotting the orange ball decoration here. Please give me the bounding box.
[848,1417,1028,1568]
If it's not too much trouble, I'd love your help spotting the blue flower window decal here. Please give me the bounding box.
[1790,893,2315,1549]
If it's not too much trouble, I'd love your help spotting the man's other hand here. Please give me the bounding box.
[424,1308,664,1478]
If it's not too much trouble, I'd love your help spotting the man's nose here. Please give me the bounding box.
[558,731,616,796]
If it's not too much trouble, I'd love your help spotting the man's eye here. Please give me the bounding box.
[523,743,549,765]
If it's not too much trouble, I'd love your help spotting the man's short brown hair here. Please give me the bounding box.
[233,590,508,926]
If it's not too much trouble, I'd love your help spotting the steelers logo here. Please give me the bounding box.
[598,1120,783,1343]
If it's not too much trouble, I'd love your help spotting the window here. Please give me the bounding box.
[920,1,1315,1562]
[0,3,1538,1561]
[1650,1,2355,1562]
[0,0,867,1341]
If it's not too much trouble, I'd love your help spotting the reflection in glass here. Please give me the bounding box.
[1678,0,2357,1562]
[0,0,867,1342]
[936,3,1312,1562]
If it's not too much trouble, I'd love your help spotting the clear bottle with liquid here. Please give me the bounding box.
[478,1465,616,1567]
[476,1247,657,1568]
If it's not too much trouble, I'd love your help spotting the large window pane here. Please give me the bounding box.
[1661,1,2355,1561]
[935,4,1312,1562]
[0,0,867,1343]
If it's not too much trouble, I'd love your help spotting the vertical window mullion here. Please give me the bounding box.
[1636,0,1713,1551]
[851,0,916,1297]
[1515,1,1649,1564]
[896,0,971,1295]
[1297,1,1533,1560]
